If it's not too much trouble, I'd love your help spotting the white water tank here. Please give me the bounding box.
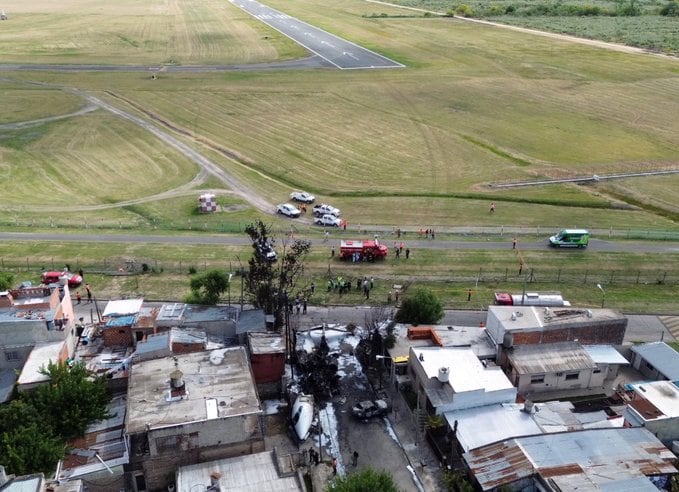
[438,367,450,383]
[523,400,534,413]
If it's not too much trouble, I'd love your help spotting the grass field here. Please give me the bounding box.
[0,0,305,65]
[0,0,678,310]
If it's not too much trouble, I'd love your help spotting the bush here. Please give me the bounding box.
[395,288,444,325]
[455,4,475,17]
[660,0,679,15]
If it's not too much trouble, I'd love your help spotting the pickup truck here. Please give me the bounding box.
[313,203,340,217]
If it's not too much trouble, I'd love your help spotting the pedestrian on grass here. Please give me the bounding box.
[311,282,316,295]
[331,246,335,257]
[405,248,410,259]
[388,291,392,303]
[490,202,496,213]
[85,284,92,303]
[467,288,472,302]
[370,276,374,289]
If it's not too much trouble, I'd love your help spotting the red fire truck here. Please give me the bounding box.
[339,240,388,261]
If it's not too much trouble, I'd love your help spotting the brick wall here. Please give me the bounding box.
[102,326,133,347]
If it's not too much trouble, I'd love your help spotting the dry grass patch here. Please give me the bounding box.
[0,0,304,65]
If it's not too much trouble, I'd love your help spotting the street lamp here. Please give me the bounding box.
[596,283,605,308]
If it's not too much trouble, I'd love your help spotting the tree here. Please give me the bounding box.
[0,400,65,475]
[326,467,399,492]
[394,288,443,325]
[0,272,14,291]
[187,269,230,305]
[245,220,311,329]
[30,360,111,440]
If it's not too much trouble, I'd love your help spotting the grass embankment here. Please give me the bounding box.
[1,239,677,313]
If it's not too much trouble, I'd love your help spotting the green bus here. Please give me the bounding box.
[549,229,590,248]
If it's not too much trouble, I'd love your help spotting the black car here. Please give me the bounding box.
[351,399,390,419]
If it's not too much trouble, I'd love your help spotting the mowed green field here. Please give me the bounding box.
[0,0,678,232]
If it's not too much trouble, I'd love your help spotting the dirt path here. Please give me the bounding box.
[0,104,98,130]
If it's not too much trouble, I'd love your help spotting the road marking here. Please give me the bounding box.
[659,316,679,340]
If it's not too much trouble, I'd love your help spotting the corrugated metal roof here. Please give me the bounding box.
[465,427,677,491]
[631,342,679,380]
[105,315,136,327]
[508,341,595,374]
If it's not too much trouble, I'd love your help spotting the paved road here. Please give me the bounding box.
[1,231,678,254]
[231,0,403,69]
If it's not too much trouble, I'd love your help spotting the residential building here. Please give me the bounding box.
[408,346,516,416]
[125,347,263,491]
[464,427,677,491]
[630,342,679,381]
[485,306,627,368]
[0,286,77,397]
[175,450,304,491]
[248,332,285,398]
[505,341,629,397]
[622,380,679,446]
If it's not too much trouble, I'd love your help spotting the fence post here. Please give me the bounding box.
[505,268,508,281]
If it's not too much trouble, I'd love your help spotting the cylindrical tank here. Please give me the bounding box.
[438,367,450,383]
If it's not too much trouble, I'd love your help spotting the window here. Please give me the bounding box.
[645,361,655,371]
[593,368,601,374]
[555,372,563,377]
[531,375,545,384]
[155,435,178,454]
[565,373,579,381]
[5,351,19,362]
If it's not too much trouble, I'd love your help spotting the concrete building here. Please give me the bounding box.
[623,380,679,447]
[0,286,77,397]
[505,341,628,397]
[485,306,627,368]
[464,427,677,491]
[175,450,304,491]
[125,347,264,491]
[408,346,516,416]
[248,332,285,398]
[630,342,679,381]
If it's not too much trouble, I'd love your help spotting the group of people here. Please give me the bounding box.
[393,242,410,259]
[75,283,92,305]
[418,228,436,239]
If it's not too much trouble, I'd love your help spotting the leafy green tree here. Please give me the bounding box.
[245,220,311,329]
[30,361,111,440]
[395,288,444,325]
[187,269,231,305]
[0,400,65,475]
[0,272,14,291]
[326,467,399,492]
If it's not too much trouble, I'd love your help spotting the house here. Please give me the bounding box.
[408,346,516,416]
[175,450,304,491]
[57,395,128,488]
[622,380,679,447]
[485,306,627,369]
[630,342,679,381]
[124,348,263,491]
[447,400,624,453]
[505,341,629,398]
[100,299,144,347]
[0,286,78,398]
[464,427,677,491]
[0,466,83,491]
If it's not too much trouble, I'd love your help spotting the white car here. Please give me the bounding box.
[313,203,341,217]
[290,191,315,204]
[276,203,301,218]
[314,214,341,227]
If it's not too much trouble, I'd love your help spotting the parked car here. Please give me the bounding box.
[290,191,315,204]
[276,203,301,218]
[314,214,341,227]
[41,271,83,287]
[351,399,390,419]
[312,203,340,217]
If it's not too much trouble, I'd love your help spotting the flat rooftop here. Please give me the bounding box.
[389,324,496,361]
[412,346,514,393]
[488,305,624,331]
[628,380,679,420]
[126,347,260,434]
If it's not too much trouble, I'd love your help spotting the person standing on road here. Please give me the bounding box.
[76,291,81,304]
[512,237,517,249]
[85,284,92,303]
[352,451,359,467]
